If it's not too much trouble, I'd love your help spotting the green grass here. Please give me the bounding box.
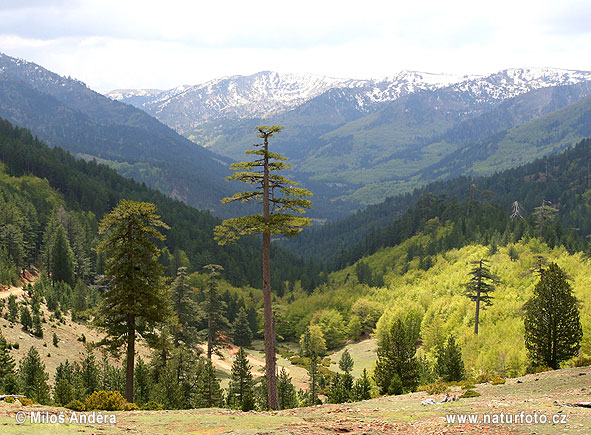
[327,339,377,378]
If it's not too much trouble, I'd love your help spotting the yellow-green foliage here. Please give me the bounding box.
[368,239,591,377]
[84,391,127,411]
[65,400,86,411]
[293,235,591,379]
[461,389,481,398]
[141,401,164,410]
[418,378,449,395]
[19,397,34,406]
[123,402,140,411]
[491,376,506,385]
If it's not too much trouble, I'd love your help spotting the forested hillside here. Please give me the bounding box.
[287,138,591,266]
[0,53,232,213]
[0,118,324,290]
[276,237,591,378]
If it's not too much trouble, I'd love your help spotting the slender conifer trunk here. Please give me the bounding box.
[126,315,135,403]
[262,134,280,410]
[474,260,482,335]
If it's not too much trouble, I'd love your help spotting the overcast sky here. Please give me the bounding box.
[1,0,590,92]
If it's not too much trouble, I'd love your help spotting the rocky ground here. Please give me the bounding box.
[2,365,591,434]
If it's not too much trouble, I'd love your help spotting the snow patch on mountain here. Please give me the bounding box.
[104,68,591,132]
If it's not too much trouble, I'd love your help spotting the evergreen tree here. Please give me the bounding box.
[0,330,17,393]
[247,306,259,339]
[40,209,60,276]
[508,245,519,261]
[32,313,43,338]
[7,295,18,322]
[463,259,500,335]
[374,317,420,395]
[227,347,255,411]
[193,358,223,408]
[72,279,89,316]
[215,126,313,410]
[277,367,298,410]
[19,346,50,404]
[352,369,372,401]
[95,199,172,403]
[201,264,228,359]
[53,360,80,405]
[327,372,353,403]
[524,263,583,369]
[152,357,184,409]
[53,332,59,347]
[20,305,32,331]
[338,348,354,374]
[533,200,558,235]
[254,375,268,410]
[232,307,253,347]
[79,347,100,397]
[307,355,320,405]
[170,266,201,347]
[50,224,74,286]
[435,335,465,382]
[134,356,151,406]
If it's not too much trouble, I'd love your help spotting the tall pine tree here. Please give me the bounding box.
[95,199,172,403]
[215,126,312,410]
[463,259,500,335]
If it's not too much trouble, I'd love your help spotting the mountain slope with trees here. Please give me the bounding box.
[286,138,591,265]
[0,118,323,289]
[0,52,231,213]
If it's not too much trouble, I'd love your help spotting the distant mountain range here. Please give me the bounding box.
[108,68,591,210]
[108,68,591,129]
[2,49,591,220]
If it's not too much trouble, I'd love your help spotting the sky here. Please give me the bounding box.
[1,0,590,92]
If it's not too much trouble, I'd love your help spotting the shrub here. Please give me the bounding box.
[65,400,86,411]
[460,389,481,398]
[20,397,34,406]
[490,376,505,385]
[141,401,164,410]
[4,396,14,403]
[574,356,591,367]
[123,402,139,411]
[84,391,126,411]
[533,365,553,374]
[474,372,493,384]
[419,378,449,395]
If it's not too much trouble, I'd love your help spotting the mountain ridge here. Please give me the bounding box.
[106,68,591,134]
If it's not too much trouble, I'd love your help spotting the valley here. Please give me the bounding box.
[1,50,591,434]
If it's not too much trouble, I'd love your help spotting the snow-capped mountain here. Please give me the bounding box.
[106,68,591,134]
[105,70,473,131]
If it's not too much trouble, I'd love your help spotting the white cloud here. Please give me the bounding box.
[1,0,590,91]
